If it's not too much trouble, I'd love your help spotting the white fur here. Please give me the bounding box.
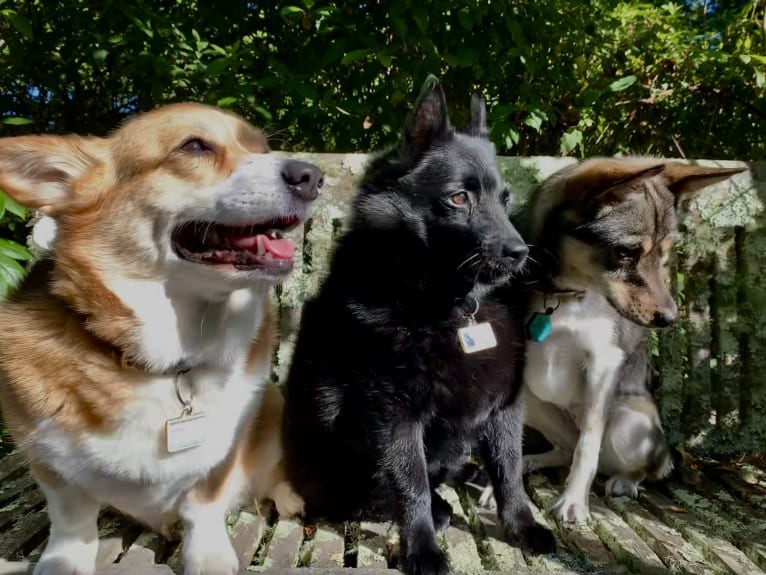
[33,482,100,575]
[28,152,309,574]
[524,291,624,524]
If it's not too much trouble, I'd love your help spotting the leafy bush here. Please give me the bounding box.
[0,1,763,160]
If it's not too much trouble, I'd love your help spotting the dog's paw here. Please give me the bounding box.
[506,522,557,555]
[605,475,640,498]
[550,493,590,524]
[183,541,239,575]
[478,485,496,509]
[402,545,449,575]
[431,492,452,532]
[271,481,305,518]
[34,541,98,575]
[33,555,96,575]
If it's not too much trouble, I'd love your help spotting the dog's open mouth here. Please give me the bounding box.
[172,216,300,273]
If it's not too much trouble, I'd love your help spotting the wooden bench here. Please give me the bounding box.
[1,154,764,574]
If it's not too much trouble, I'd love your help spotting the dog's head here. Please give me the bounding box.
[0,104,321,298]
[531,158,745,327]
[355,76,527,291]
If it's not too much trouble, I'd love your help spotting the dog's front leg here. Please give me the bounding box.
[552,350,622,524]
[32,464,100,575]
[179,476,242,575]
[481,401,556,554]
[381,419,448,575]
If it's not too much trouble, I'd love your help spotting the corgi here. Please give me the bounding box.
[519,158,745,523]
[0,103,320,574]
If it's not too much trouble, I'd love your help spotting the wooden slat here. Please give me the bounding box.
[0,491,45,531]
[607,494,714,575]
[526,475,616,570]
[435,485,483,574]
[263,518,303,569]
[641,488,765,575]
[665,482,766,570]
[0,454,27,484]
[357,522,390,568]
[229,509,266,569]
[309,523,345,568]
[588,496,666,574]
[461,483,527,571]
[0,476,35,507]
[0,508,49,559]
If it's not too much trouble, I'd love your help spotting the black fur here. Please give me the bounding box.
[282,77,555,575]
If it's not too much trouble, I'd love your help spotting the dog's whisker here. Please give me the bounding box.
[456,251,482,271]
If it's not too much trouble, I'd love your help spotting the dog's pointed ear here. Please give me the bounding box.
[662,163,748,204]
[0,135,106,216]
[565,158,666,208]
[403,75,452,160]
[465,94,489,139]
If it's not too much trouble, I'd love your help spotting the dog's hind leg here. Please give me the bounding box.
[481,400,556,554]
[521,387,578,473]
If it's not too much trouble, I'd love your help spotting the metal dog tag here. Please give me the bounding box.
[458,321,497,354]
[166,412,207,453]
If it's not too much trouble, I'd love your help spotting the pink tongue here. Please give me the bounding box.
[231,234,295,259]
[262,236,295,259]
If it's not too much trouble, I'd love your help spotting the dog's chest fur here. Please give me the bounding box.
[10,273,271,530]
[524,291,625,412]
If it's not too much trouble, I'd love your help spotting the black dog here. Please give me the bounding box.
[282,76,555,575]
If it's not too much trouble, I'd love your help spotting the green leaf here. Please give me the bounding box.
[523,109,548,132]
[560,129,583,155]
[608,75,637,92]
[206,58,228,76]
[0,239,32,261]
[458,10,473,31]
[1,193,26,219]
[756,69,765,89]
[504,128,520,149]
[8,13,33,40]
[412,6,429,35]
[252,105,273,121]
[341,49,370,65]
[455,48,477,67]
[0,193,5,220]
[2,117,33,125]
[92,48,108,62]
[216,96,237,108]
[281,6,304,16]
[0,254,26,299]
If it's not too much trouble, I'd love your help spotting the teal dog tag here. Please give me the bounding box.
[527,309,553,342]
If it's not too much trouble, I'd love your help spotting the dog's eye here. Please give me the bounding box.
[463,176,481,192]
[180,138,213,154]
[449,192,470,207]
[500,188,511,206]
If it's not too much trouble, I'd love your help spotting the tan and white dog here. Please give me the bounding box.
[518,158,745,524]
[0,103,320,574]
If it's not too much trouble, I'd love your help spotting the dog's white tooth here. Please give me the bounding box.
[256,235,266,257]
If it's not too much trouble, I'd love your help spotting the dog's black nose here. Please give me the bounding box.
[652,310,677,327]
[504,244,529,268]
[281,160,324,201]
